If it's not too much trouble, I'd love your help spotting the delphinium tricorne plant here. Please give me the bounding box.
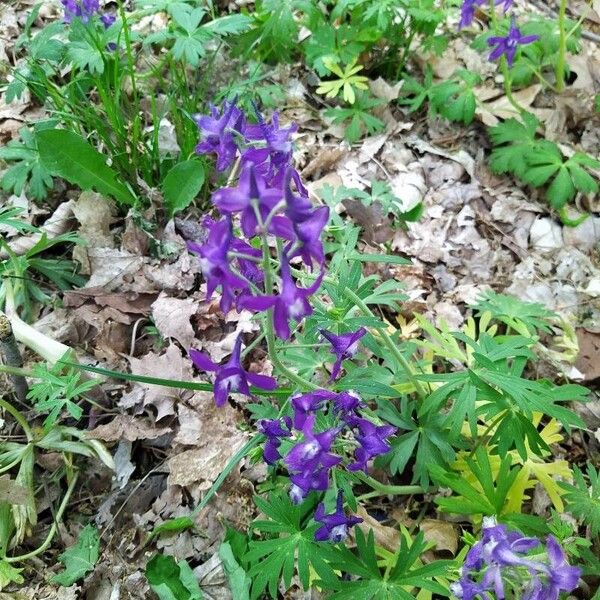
[185,99,582,599]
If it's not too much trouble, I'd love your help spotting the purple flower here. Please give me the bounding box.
[259,417,292,464]
[487,19,539,67]
[189,334,277,407]
[347,418,397,473]
[187,217,249,313]
[291,390,337,429]
[238,256,323,340]
[459,0,513,29]
[332,390,365,420]
[211,163,283,238]
[537,536,581,600]
[454,518,580,600]
[319,327,367,381]
[100,13,116,27]
[284,414,341,478]
[195,101,245,171]
[314,492,362,543]
[61,0,114,27]
[243,111,297,182]
[289,467,330,504]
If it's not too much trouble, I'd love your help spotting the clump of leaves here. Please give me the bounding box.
[146,553,204,599]
[0,125,54,200]
[488,112,599,220]
[316,58,370,104]
[324,92,385,143]
[400,67,480,125]
[561,463,600,538]
[27,362,98,428]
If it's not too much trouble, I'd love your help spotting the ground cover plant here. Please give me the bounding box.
[0,0,599,599]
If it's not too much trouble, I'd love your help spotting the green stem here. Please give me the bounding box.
[5,472,79,563]
[356,472,425,496]
[341,287,427,399]
[0,398,33,442]
[556,0,568,92]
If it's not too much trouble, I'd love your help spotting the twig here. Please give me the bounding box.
[0,313,29,403]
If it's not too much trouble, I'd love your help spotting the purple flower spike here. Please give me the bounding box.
[314,492,362,543]
[212,163,283,238]
[259,417,292,464]
[239,256,323,340]
[487,19,539,67]
[187,217,249,313]
[319,327,367,381]
[189,334,277,407]
[62,0,114,25]
[454,517,580,600]
[195,101,245,171]
[347,418,397,473]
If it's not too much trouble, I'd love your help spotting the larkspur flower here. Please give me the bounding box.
[332,390,365,421]
[459,0,514,29]
[487,19,539,67]
[61,0,114,27]
[258,417,292,464]
[187,217,249,313]
[319,327,367,381]
[291,390,337,429]
[194,100,245,171]
[289,467,330,504]
[284,414,342,481]
[314,492,362,543]
[211,163,283,238]
[347,418,397,473]
[238,256,323,340]
[453,517,580,600]
[189,334,276,407]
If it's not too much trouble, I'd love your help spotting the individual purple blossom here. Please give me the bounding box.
[187,217,248,313]
[459,0,514,29]
[284,414,341,480]
[189,334,277,407]
[211,163,283,238]
[238,256,323,340]
[319,327,367,381]
[535,536,581,600]
[487,19,539,67]
[289,467,330,504]
[314,492,362,543]
[332,390,366,422]
[194,101,245,171]
[258,417,292,464]
[100,13,116,28]
[291,390,337,429]
[347,418,397,473]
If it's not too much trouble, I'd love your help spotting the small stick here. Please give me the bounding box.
[0,314,29,403]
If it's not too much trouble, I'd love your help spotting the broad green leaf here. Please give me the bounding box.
[51,524,100,586]
[219,542,251,600]
[0,561,24,590]
[148,516,196,541]
[36,129,136,206]
[146,554,204,600]
[162,160,205,217]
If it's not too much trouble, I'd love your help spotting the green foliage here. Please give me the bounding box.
[316,58,370,105]
[52,524,100,586]
[430,447,519,517]
[488,113,600,211]
[146,554,204,600]
[27,362,98,428]
[0,561,24,589]
[243,493,337,599]
[144,4,250,66]
[219,541,251,600]
[0,125,54,200]
[561,463,600,538]
[471,290,556,336]
[161,159,206,217]
[36,129,136,206]
[318,528,452,599]
[401,68,480,125]
[325,93,385,143]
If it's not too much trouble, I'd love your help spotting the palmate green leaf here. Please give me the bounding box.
[0,561,24,590]
[560,463,600,537]
[162,159,205,217]
[244,493,337,599]
[488,112,539,177]
[321,528,452,599]
[36,129,136,206]
[52,524,100,586]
